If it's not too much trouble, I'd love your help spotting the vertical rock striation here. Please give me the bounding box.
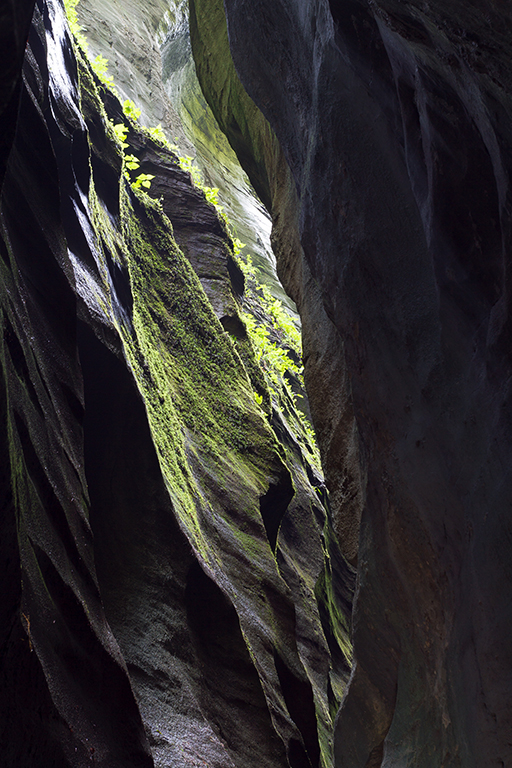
[0,0,36,186]
[189,0,512,765]
[0,1,353,766]
[75,0,292,311]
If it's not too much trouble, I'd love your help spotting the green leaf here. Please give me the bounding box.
[123,99,142,122]
[124,154,140,171]
[147,123,169,147]
[112,122,129,147]
[132,173,155,190]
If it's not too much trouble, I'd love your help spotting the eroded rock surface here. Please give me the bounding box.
[189,0,512,765]
[76,0,293,311]
[0,1,353,767]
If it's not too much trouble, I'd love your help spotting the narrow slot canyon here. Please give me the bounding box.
[0,1,511,767]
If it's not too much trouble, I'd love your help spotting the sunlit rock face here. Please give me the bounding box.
[76,0,295,313]
[0,1,354,767]
[189,0,512,766]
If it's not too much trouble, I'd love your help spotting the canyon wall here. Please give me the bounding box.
[189,0,512,766]
[75,0,293,310]
[0,1,352,766]
[1,0,512,766]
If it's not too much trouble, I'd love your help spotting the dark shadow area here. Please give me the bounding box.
[13,411,95,592]
[227,252,245,297]
[259,466,294,551]
[3,315,43,417]
[78,319,187,613]
[185,560,288,766]
[274,649,320,768]
[0,337,70,768]
[220,313,247,338]
[365,742,384,767]
[288,738,313,768]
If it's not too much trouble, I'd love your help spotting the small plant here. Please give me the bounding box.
[90,53,115,90]
[63,0,116,91]
[232,238,245,256]
[111,122,155,191]
[124,154,140,171]
[122,99,142,122]
[63,0,81,36]
[64,5,155,189]
[112,122,129,148]
[242,311,300,388]
[238,254,301,356]
[233,249,318,454]
[114,109,224,215]
[147,124,169,145]
[132,173,155,190]
[176,155,204,187]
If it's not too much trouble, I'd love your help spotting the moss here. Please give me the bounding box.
[69,38,353,768]
[74,42,291,573]
[314,517,354,715]
[77,20,320,489]
[82,154,287,573]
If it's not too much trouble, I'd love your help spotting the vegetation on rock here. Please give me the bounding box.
[77,43,353,765]
[64,0,116,90]
[0,3,355,766]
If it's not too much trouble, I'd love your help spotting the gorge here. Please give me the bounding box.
[0,1,511,767]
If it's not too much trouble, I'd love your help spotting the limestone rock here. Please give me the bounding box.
[76,0,295,314]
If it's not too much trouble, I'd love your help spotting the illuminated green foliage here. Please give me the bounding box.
[122,98,142,122]
[67,2,317,460]
[63,0,116,90]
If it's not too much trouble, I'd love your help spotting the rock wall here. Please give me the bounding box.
[3,0,512,766]
[189,0,512,766]
[75,0,293,312]
[0,1,353,767]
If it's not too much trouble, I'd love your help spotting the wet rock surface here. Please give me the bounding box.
[3,0,512,765]
[0,1,352,767]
